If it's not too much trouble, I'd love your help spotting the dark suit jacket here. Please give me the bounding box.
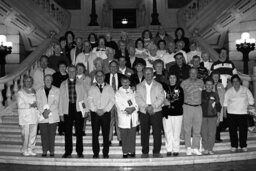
[105,73,124,89]
[130,73,145,88]
[128,57,146,71]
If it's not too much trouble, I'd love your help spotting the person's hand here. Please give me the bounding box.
[164,99,170,106]
[96,109,104,116]
[146,105,154,115]
[30,102,37,108]
[42,109,51,119]
[125,107,136,114]
[216,114,220,126]
[60,116,64,122]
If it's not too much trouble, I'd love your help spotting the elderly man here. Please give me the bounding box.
[88,70,115,158]
[105,60,124,146]
[59,65,89,158]
[135,67,165,158]
[181,68,204,156]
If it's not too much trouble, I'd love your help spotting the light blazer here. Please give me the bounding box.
[36,86,60,124]
[115,87,139,128]
[88,83,115,113]
[135,80,165,114]
[59,79,89,116]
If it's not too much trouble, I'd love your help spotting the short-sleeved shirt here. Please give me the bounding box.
[181,78,204,105]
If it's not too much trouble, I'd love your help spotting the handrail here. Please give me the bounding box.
[0,0,71,112]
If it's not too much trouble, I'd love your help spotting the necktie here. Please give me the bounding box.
[42,69,45,78]
[112,74,116,91]
[99,84,103,93]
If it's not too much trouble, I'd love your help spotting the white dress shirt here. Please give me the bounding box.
[110,73,118,90]
[119,67,126,75]
[224,86,254,114]
[145,81,153,105]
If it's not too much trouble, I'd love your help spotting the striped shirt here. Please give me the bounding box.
[68,79,77,104]
[181,78,204,105]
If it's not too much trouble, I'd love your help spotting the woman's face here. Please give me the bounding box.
[77,66,85,75]
[155,63,163,73]
[232,78,241,89]
[144,31,150,39]
[159,42,166,50]
[67,34,73,43]
[89,35,96,42]
[98,38,105,47]
[137,41,144,49]
[136,64,144,72]
[212,74,219,84]
[44,76,53,88]
[24,78,33,89]
[169,75,177,86]
[95,61,103,70]
[177,30,183,39]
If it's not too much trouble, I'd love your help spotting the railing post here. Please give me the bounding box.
[253,66,256,98]
[5,82,13,106]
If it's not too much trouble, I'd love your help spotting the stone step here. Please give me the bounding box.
[1,140,256,155]
[1,148,256,166]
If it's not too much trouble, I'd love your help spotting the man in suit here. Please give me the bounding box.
[118,56,134,77]
[105,60,124,145]
[88,70,115,158]
[127,46,145,71]
[135,67,165,158]
[70,37,83,64]
[103,47,116,74]
[59,65,89,158]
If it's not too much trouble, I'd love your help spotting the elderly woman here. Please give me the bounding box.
[224,74,254,152]
[36,74,60,157]
[17,76,39,156]
[162,72,184,156]
[115,76,139,158]
[153,59,169,86]
[92,36,108,60]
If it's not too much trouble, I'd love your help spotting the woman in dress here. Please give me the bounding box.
[17,76,39,156]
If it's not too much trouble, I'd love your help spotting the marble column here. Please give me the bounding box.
[150,0,160,25]
[88,0,99,26]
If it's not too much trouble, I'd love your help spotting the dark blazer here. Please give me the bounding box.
[105,73,124,89]
[130,73,145,88]
[127,57,146,71]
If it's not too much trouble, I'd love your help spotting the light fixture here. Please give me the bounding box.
[121,18,128,25]
[236,32,255,74]
[0,35,12,77]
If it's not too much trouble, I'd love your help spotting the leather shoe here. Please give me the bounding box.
[141,153,149,158]
[153,153,163,158]
[41,153,47,157]
[93,154,99,158]
[166,152,172,156]
[62,153,72,158]
[50,154,54,157]
[77,154,84,158]
[173,152,179,156]
[128,153,136,158]
[123,154,128,158]
[103,154,109,158]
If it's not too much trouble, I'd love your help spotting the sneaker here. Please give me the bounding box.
[231,147,237,152]
[28,150,37,156]
[208,151,214,155]
[241,147,248,152]
[186,147,192,156]
[23,151,30,156]
[192,149,202,155]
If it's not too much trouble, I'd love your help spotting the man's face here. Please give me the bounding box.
[59,64,67,73]
[96,71,105,84]
[106,48,115,59]
[167,42,175,53]
[109,62,118,74]
[202,53,209,62]
[83,42,91,53]
[119,58,126,68]
[105,33,111,41]
[144,69,154,82]
[154,63,163,73]
[99,38,105,47]
[76,65,84,75]
[68,67,76,79]
[159,42,166,50]
[212,74,219,84]
[76,38,83,48]
[44,76,53,88]
[54,44,61,54]
[175,55,184,66]
[40,57,48,69]
[119,42,126,51]
[192,58,200,67]
[121,79,130,89]
[189,68,198,80]
[128,46,135,56]
[205,81,213,92]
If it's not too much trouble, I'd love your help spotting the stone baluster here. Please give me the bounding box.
[0,84,4,109]
[13,79,19,101]
[5,82,13,106]
[253,67,256,98]
[20,74,24,88]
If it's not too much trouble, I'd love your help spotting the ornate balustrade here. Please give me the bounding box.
[0,0,71,122]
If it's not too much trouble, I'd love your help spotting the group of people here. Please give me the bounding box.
[17,27,255,159]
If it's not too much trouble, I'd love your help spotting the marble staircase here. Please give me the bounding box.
[0,115,256,166]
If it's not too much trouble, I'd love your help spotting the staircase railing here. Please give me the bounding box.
[0,0,71,122]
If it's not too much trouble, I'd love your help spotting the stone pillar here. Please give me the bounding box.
[88,0,99,26]
[253,66,256,100]
[150,0,160,25]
